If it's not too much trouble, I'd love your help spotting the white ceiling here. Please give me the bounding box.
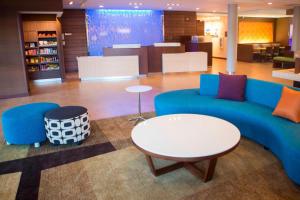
[64,0,300,17]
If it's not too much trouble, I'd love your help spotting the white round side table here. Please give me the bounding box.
[126,85,152,125]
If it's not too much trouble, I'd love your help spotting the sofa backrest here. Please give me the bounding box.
[245,79,283,108]
[199,74,288,109]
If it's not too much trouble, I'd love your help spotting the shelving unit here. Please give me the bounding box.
[24,31,61,80]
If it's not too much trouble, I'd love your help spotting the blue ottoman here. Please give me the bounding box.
[2,102,60,147]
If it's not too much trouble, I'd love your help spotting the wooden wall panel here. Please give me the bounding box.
[23,31,37,42]
[196,20,204,36]
[276,17,292,46]
[1,0,63,12]
[61,9,88,72]
[23,19,57,35]
[164,11,197,42]
[0,11,29,98]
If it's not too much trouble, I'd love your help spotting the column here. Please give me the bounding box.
[226,4,238,74]
[292,7,300,87]
[292,6,300,51]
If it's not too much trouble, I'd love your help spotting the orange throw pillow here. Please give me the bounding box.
[273,87,300,123]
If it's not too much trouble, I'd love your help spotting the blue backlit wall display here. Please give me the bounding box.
[86,9,163,56]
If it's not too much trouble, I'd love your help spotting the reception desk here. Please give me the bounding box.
[77,56,139,80]
[103,46,148,75]
[162,52,208,73]
[147,44,185,73]
[184,42,212,66]
[77,43,209,80]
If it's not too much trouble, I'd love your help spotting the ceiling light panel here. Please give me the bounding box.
[129,2,143,9]
[166,2,180,10]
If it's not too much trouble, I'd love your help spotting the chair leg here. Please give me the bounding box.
[34,142,40,148]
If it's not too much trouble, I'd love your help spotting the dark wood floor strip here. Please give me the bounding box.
[0,142,116,200]
[16,167,41,200]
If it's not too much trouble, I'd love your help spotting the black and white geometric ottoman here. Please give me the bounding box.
[44,106,90,145]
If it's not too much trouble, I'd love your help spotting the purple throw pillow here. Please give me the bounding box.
[217,73,247,101]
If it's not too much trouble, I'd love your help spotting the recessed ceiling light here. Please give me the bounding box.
[99,5,104,8]
[168,7,173,10]
[268,2,272,5]
[129,2,143,8]
[167,3,180,8]
[212,10,216,13]
[238,6,241,9]
[196,8,200,10]
[69,1,73,5]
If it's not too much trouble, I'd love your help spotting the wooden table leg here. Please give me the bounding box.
[145,155,184,176]
[145,155,217,182]
[145,155,157,176]
[203,158,218,182]
[184,158,218,182]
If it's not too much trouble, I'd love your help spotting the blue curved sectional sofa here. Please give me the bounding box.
[155,74,300,185]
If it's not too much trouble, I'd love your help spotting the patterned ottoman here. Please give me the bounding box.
[44,106,90,145]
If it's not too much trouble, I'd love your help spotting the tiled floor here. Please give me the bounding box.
[0,59,292,138]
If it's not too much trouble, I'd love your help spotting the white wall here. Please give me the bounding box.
[212,37,227,58]
[197,15,228,59]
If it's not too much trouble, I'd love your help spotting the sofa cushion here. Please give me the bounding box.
[273,56,295,63]
[217,73,247,101]
[245,79,284,109]
[273,87,300,123]
[199,74,219,96]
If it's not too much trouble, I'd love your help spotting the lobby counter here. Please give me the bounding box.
[184,42,212,66]
[103,46,148,75]
[272,69,300,82]
[77,56,139,80]
[272,57,300,87]
[147,44,185,73]
[162,52,208,73]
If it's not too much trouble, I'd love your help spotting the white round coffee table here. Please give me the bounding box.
[131,114,240,182]
[126,85,152,125]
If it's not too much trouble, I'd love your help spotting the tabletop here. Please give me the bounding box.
[132,114,241,159]
[126,85,152,93]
